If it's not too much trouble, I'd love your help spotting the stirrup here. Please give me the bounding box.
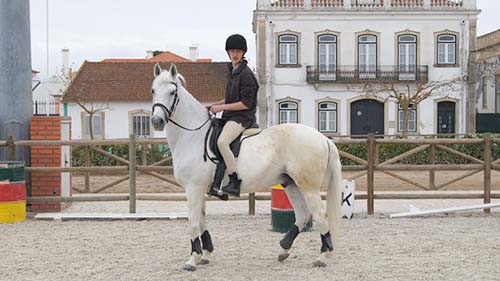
[207,188,229,201]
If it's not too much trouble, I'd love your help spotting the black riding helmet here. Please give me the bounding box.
[225,34,247,53]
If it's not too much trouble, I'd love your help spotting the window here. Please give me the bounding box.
[132,113,151,137]
[482,77,488,109]
[279,101,298,124]
[358,35,377,78]
[397,103,417,132]
[437,34,456,65]
[278,34,298,65]
[398,35,417,80]
[318,35,337,80]
[83,112,104,139]
[318,102,337,132]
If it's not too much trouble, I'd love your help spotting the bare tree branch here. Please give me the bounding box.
[360,77,464,137]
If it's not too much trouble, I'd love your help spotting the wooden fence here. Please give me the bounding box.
[1,133,499,215]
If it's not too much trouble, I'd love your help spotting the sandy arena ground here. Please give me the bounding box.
[1,199,500,281]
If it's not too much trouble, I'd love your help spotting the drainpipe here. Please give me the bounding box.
[266,20,275,128]
[460,19,467,134]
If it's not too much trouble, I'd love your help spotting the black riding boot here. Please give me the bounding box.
[222,172,241,197]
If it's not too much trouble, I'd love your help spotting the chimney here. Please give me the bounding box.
[146,50,154,59]
[189,44,199,62]
[61,49,70,78]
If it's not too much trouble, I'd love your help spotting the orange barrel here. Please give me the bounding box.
[0,161,26,223]
[271,184,311,233]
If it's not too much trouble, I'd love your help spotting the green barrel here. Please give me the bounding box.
[0,161,25,182]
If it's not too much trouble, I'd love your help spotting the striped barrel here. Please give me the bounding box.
[271,184,312,233]
[0,162,26,223]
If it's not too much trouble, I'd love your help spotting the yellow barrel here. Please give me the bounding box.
[0,162,26,223]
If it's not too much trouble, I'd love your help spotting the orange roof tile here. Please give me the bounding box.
[148,51,191,62]
[63,61,228,104]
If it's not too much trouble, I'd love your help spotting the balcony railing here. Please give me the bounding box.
[266,0,467,9]
[306,65,429,83]
[33,101,60,116]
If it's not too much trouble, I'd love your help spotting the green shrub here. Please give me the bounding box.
[72,144,171,167]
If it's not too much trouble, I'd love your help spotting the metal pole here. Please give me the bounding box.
[46,0,49,78]
[129,134,137,213]
[0,0,32,162]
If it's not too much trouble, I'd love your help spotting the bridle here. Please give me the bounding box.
[152,81,212,131]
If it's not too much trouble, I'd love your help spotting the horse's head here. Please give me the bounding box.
[151,63,184,131]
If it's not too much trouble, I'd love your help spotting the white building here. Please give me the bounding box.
[253,0,480,136]
[62,50,225,139]
[32,49,72,116]
[475,29,500,133]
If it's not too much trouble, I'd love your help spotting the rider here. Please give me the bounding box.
[208,34,259,197]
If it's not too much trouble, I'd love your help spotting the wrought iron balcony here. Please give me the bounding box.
[306,65,429,83]
[265,0,468,9]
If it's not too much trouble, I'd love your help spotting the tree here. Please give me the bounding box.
[353,77,465,137]
[74,101,110,140]
[477,56,500,104]
[58,69,110,140]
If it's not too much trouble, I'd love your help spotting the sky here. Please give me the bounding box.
[29,0,500,79]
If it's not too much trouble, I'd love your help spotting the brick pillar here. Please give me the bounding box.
[30,116,62,212]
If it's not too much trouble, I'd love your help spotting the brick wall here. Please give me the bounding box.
[30,116,62,212]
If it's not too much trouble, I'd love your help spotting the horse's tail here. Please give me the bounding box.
[325,138,342,248]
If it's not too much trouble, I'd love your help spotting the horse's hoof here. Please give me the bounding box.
[277,253,290,262]
[198,259,210,265]
[183,264,196,271]
[312,260,327,268]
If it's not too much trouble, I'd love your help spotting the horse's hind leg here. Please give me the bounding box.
[278,183,312,262]
[302,191,333,268]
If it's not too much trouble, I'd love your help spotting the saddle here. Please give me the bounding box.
[204,118,261,200]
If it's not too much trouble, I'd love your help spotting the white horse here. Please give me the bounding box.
[150,63,342,271]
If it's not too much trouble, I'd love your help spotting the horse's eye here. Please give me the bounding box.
[170,91,176,96]
[151,89,155,95]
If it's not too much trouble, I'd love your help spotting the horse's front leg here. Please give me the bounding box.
[198,198,214,265]
[183,186,207,271]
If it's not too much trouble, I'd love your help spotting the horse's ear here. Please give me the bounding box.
[169,63,178,78]
[154,63,162,77]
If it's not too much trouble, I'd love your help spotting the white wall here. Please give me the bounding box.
[66,101,211,139]
[477,75,499,114]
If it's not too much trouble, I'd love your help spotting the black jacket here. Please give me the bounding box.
[222,60,259,128]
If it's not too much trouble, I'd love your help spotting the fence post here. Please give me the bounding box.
[367,133,375,215]
[483,133,491,214]
[7,135,16,161]
[129,134,137,214]
[141,144,147,165]
[249,192,255,215]
[430,144,436,190]
[84,147,90,192]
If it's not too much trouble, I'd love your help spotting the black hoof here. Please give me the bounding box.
[183,264,196,271]
[312,260,327,268]
[277,253,289,262]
